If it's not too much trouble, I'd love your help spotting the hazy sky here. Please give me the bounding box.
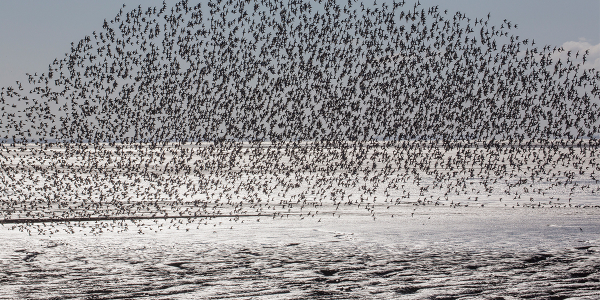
[0,0,598,88]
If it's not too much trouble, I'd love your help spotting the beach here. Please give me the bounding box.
[1,142,599,299]
[1,206,599,299]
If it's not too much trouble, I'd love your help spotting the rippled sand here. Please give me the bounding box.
[2,207,599,299]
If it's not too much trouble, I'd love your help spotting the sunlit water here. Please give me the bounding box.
[1,142,599,299]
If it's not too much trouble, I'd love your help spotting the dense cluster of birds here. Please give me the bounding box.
[2,0,599,143]
[1,139,599,235]
[0,0,599,235]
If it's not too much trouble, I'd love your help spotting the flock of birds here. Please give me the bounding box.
[0,0,599,235]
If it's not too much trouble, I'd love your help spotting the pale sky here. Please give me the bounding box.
[0,0,599,89]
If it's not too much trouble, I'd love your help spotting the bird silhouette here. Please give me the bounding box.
[0,0,598,235]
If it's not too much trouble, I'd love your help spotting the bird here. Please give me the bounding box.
[0,0,597,236]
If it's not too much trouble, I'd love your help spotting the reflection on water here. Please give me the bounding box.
[1,142,599,227]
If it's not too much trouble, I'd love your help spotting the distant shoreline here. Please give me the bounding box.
[0,213,264,225]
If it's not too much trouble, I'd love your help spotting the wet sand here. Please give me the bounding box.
[1,207,599,299]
